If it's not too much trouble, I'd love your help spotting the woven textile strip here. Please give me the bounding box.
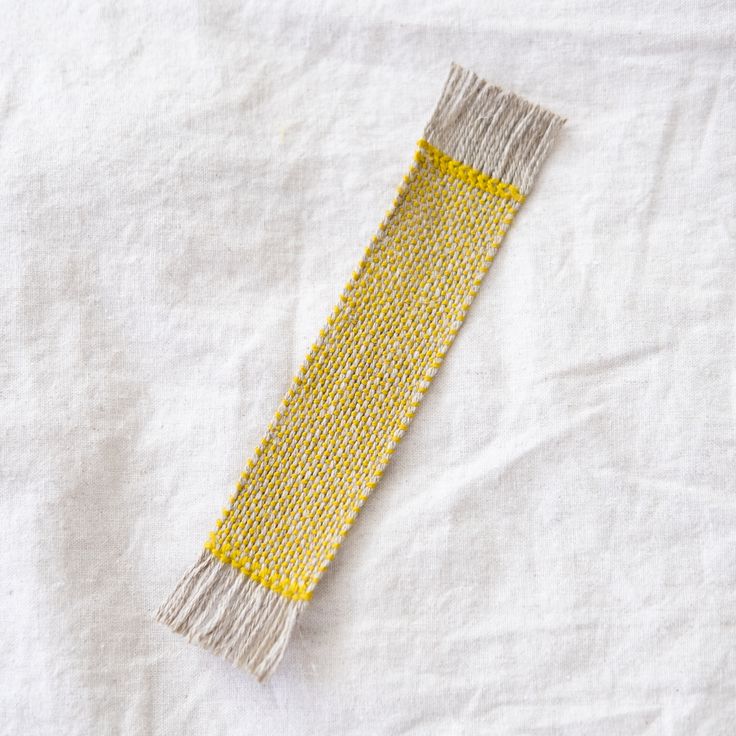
[156,64,564,680]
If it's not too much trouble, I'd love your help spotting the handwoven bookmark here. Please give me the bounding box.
[156,63,564,680]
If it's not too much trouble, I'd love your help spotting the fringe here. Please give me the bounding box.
[155,550,304,682]
[424,62,565,194]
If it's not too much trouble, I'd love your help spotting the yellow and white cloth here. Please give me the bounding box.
[157,64,564,680]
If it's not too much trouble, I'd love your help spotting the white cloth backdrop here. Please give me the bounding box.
[2,1,735,733]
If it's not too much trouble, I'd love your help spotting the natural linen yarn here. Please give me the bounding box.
[156,63,564,681]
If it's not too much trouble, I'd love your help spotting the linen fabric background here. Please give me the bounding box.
[2,1,735,734]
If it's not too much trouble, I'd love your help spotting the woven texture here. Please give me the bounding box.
[157,64,564,679]
[206,140,523,601]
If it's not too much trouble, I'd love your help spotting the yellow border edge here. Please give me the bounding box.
[205,544,313,602]
[417,139,526,203]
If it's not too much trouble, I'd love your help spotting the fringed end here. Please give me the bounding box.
[155,550,304,682]
[424,62,565,194]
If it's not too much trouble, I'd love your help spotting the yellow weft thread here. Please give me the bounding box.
[206,139,524,601]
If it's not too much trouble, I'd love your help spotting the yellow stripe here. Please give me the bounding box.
[417,139,526,203]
